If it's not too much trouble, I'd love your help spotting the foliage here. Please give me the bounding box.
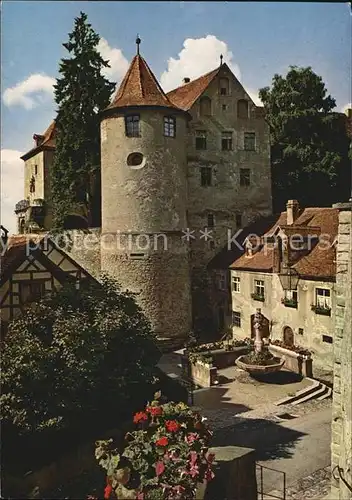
[187,352,213,366]
[0,276,160,436]
[242,349,277,366]
[259,66,351,210]
[51,12,116,230]
[95,393,215,499]
[270,339,311,356]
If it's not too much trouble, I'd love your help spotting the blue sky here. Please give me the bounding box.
[1,1,351,232]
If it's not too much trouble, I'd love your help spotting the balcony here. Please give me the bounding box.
[311,304,331,316]
[281,297,298,309]
[251,292,265,302]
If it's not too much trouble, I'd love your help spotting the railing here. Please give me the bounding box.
[256,463,286,500]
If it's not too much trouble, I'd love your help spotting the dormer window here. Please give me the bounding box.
[200,96,211,116]
[238,99,249,119]
[125,115,140,137]
[219,78,229,96]
[164,116,176,137]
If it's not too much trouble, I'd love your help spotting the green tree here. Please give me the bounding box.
[259,66,351,211]
[1,276,160,437]
[51,12,115,230]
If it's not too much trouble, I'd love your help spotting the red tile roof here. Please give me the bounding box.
[106,55,182,111]
[166,67,219,111]
[0,234,45,280]
[21,121,56,161]
[230,207,339,280]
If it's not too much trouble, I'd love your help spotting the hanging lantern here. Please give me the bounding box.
[278,266,300,291]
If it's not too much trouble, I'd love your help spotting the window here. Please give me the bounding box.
[219,78,229,96]
[236,213,242,227]
[200,167,212,186]
[207,213,215,227]
[218,271,226,291]
[232,276,240,293]
[222,131,233,151]
[29,176,35,193]
[285,290,298,302]
[200,96,211,116]
[232,311,241,327]
[125,115,140,137]
[298,328,304,335]
[222,104,228,111]
[164,116,176,137]
[127,152,145,169]
[240,168,250,187]
[129,253,146,260]
[322,335,333,344]
[34,165,38,175]
[196,130,207,150]
[244,132,256,151]
[254,279,265,297]
[19,281,45,304]
[316,288,331,308]
[237,99,249,119]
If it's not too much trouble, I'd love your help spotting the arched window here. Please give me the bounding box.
[237,99,249,119]
[200,96,211,116]
[219,78,229,96]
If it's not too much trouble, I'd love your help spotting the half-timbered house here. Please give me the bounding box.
[0,228,95,337]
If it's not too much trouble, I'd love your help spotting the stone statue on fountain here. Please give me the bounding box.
[253,308,264,353]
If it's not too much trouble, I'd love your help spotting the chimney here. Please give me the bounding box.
[183,77,190,85]
[286,200,300,225]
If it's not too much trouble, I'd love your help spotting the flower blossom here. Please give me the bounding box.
[165,420,180,432]
[155,461,165,476]
[133,411,148,424]
[147,405,163,417]
[186,432,199,444]
[104,484,113,499]
[156,436,168,447]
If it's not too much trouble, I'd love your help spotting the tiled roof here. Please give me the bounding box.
[230,207,339,280]
[21,121,56,160]
[106,55,182,111]
[167,67,219,111]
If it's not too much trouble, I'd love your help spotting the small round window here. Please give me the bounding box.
[127,152,146,170]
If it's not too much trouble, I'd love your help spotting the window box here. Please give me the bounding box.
[281,297,298,308]
[311,304,331,316]
[251,292,265,302]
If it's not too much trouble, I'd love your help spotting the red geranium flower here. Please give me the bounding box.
[147,405,163,417]
[133,411,148,424]
[165,420,180,432]
[104,484,113,499]
[156,436,168,447]
[155,461,165,476]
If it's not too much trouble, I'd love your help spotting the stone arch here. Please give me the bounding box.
[200,96,212,116]
[283,326,294,347]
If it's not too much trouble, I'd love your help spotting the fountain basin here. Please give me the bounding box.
[236,355,285,375]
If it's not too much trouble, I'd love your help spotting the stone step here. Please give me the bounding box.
[274,379,320,406]
[317,386,332,400]
[291,383,326,405]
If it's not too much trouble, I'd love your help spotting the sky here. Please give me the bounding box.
[1,1,351,233]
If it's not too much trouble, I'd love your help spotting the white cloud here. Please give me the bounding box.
[3,74,55,110]
[341,102,351,114]
[98,37,129,84]
[246,89,263,106]
[1,149,24,234]
[160,35,241,92]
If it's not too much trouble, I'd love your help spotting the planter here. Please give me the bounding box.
[281,298,298,309]
[181,356,218,387]
[236,355,285,375]
[311,304,331,316]
[251,293,265,302]
[268,344,313,377]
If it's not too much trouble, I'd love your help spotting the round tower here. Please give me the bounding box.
[100,39,192,346]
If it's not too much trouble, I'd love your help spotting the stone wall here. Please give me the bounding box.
[331,202,352,500]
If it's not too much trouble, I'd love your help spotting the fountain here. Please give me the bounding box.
[236,308,285,375]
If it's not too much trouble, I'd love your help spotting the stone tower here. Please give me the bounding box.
[100,39,192,346]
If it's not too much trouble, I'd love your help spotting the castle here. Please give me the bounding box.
[15,41,272,346]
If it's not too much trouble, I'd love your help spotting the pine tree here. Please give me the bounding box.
[51,12,115,230]
[259,66,351,211]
